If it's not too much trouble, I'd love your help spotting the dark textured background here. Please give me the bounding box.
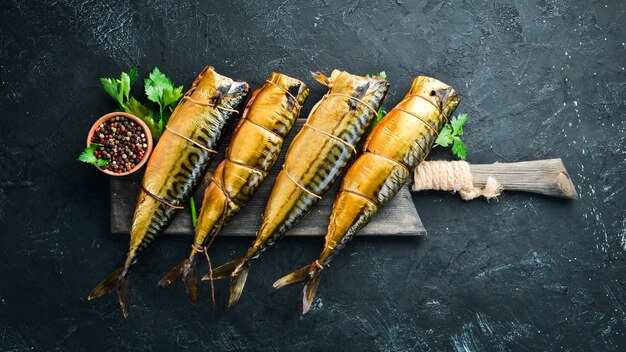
[1,0,625,351]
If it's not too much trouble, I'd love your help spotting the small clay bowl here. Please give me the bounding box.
[86,112,153,176]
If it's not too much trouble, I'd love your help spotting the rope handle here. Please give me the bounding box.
[412,160,503,200]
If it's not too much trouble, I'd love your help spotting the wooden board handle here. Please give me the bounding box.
[469,159,577,199]
[412,158,577,199]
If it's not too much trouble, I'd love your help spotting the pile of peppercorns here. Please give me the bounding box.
[90,115,148,174]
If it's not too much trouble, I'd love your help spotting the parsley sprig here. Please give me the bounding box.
[100,67,183,140]
[78,143,109,167]
[144,68,184,126]
[434,113,468,160]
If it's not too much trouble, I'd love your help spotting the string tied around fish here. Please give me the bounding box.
[192,243,217,310]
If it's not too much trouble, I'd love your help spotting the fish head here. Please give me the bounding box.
[218,80,250,110]
[194,66,250,110]
[408,76,460,118]
[320,70,390,104]
[270,72,309,102]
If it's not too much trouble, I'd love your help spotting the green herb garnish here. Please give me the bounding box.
[78,143,109,167]
[367,71,387,80]
[99,67,184,140]
[189,196,198,228]
[144,67,184,126]
[366,71,388,135]
[434,113,468,160]
[99,66,138,110]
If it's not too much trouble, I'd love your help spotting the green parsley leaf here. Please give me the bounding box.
[144,67,170,107]
[78,143,109,166]
[144,67,184,124]
[128,66,139,86]
[126,97,149,118]
[365,72,390,136]
[434,113,469,159]
[101,67,140,110]
[99,66,183,141]
[434,124,454,147]
[366,71,387,80]
[451,136,467,160]
[78,144,99,164]
[143,110,164,140]
[451,113,468,136]
[100,78,123,106]
[120,72,131,102]
[162,85,184,109]
[376,106,387,123]
[96,158,110,167]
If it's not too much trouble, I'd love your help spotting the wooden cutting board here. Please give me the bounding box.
[110,119,426,237]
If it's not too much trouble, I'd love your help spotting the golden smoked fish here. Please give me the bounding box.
[274,76,459,313]
[209,70,389,307]
[157,73,309,304]
[88,67,249,317]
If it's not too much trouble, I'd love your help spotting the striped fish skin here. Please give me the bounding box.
[251,70,388,255]
[158,73,309,304]
[274,76,459,314]
[210,70,389,307]
[88,66,249,317]
[195,73,309,249]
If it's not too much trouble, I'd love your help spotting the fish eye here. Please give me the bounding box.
[429,90,437,97]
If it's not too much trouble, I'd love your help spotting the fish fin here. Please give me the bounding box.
[302,272,321,314]
[273,263,321,314]
[310,72,331,87]
[202,256,250,307]
[117,274,131,318]
[273,263,316,288]
[183,265,198,305]
[204,256,245,280]
[228,261,250,308]
[88,267,132,318]
[157,258,198,305]
[88,267,123,300]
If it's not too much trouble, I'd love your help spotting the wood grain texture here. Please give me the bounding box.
[111,119,426,236]
[469,159,577,199]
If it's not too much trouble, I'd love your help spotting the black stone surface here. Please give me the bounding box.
[1,0,625,350]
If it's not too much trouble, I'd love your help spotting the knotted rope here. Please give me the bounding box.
[412,160,502,200]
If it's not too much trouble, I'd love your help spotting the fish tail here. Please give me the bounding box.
[203,256,250,308]
[273,262,321,314]
[206,256,245,280]
[227,261,250,308]
[157,256,198,305]
[88,267,132,318]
